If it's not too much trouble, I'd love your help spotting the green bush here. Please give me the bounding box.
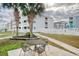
[25,32,37,38]
[25,32,30,37]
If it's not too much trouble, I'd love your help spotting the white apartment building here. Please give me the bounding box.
[14,12,54,33]
[0,4,79,36]
[1,9,71,33]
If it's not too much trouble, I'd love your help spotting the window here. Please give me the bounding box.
[24,20,26,23]
[45,27,48,29]
[69,21,73,24]
[45,22,48,24]
[69,17,73,20]
[24,27,29,29]
[45,22,48,27]
[34,27,36,29]
[45,17,48,21]
[24,27,26,29]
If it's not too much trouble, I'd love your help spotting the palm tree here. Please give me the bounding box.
[19,3,45,37]
[2,3,20,36]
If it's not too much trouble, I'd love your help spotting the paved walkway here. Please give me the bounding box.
[8,45,76,56]
[34,33,79,55]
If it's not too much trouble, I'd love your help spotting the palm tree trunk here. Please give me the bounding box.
[28,12,35,38]
[16,23,19,36]
[14,8,19,36]
[29,21,33,38]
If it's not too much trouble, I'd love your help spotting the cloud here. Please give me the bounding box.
[0,3,79,23]
[46,3,79,20]
[0,19,7,24]
[52,3,76,7]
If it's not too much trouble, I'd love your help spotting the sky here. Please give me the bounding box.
[44,3,79,21]
[0,3,79,24]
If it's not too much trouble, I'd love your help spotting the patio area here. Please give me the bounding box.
[8,45,76,56]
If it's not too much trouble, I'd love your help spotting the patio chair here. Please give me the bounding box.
[19,43,32,56]
[34,44,47,56]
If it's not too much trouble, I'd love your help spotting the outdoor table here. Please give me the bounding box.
[26,39,47,55]
[26,39,47,45]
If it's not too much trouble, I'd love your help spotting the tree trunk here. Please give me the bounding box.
[29,21,33,38]
[16,23,19,36]
[28,11,35,38]
[14,8,19,36]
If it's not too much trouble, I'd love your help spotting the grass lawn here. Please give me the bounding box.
[40,33,79,48]
[0,39,25,56]
[0,31,24,38]
[0,31,12,34]
[0,34,12,38]
[0,32,14,38]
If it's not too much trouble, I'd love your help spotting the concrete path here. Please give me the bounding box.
[8,45,76,56]
[34,33,79,55]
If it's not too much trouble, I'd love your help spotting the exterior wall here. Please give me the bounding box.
[8,12,54,33]
[53,21,68,29]
[74,16,79,28]
[18,15,50,33]
[1,6,79,36]
[7,11,79,36]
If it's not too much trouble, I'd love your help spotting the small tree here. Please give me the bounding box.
[19,3,45,37]
[2,3,20,36]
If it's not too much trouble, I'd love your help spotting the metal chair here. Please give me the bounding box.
[19,43,32,56]
[34,44,47,56]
